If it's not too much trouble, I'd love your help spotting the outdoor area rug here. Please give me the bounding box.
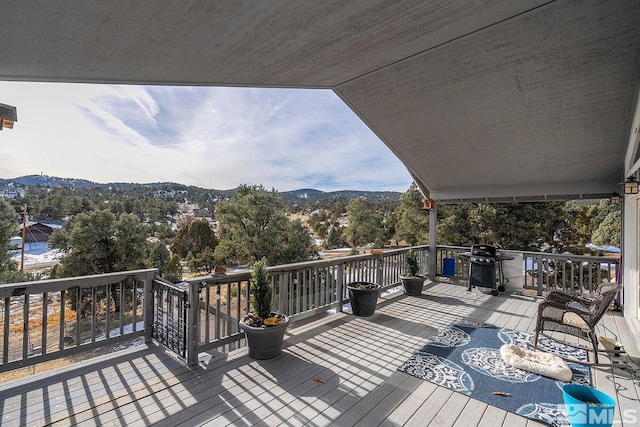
[398,321,591,427]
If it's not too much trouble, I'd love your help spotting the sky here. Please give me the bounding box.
[0,82,412,193]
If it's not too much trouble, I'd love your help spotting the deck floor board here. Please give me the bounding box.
[0,282,638,427]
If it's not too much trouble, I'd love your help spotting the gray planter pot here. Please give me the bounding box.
[239,316,290,359]
[347,282,381,317]
[400,275,425,296]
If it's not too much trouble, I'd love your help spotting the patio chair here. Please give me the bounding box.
[533,282,621,364]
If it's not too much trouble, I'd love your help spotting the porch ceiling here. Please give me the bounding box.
[1,1,639,202]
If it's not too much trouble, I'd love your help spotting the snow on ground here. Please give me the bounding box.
[10,242,62,267]
[585,243,621,253]
[86,320,146,350]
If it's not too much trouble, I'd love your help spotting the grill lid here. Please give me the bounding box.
[471,244,497,258]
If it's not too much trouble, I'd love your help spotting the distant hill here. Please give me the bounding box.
[280,188,401,201]
[1,175,401,201]
[4,174,101,189]
[1,174,151,190]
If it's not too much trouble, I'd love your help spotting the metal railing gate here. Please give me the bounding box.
[151,279,188,359]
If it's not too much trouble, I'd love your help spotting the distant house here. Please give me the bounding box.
[9,236,22,249]
[0,185,26,199]
[18,221,54,243]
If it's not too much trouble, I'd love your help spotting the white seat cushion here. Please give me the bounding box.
[500,344,573,382]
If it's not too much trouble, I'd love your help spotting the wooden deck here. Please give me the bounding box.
[1,282,638,427]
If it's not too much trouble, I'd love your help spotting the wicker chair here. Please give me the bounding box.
[533,282,621,363]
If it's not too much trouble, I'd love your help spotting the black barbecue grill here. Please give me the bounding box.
[456,244,514,295]
[469,244,498,295]
[456,244,515,296]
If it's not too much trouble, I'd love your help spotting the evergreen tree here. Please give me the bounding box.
[344,197,383,247]
[437,202,567,252]
[394,182,429,245]
[199,246,217,273]
[185,251,196,270]
[324,227,347,249]
[564,201,601,251]
[114,213,150,271]
[164,255,183,283]
[281,219,315,262]
[591,209,621,247]
[0,199,21,284]
[149,241,171,276]
[50,210,151,276]
[48,210,152,314]
[170,219,218,259]
[49,210,119,276]
[214,184,311,265]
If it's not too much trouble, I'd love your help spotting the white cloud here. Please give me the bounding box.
[0,82,411,192]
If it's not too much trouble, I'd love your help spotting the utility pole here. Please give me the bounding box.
[20,204,27,272]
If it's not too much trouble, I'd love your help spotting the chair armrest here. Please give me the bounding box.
[544,291,597,307]
[545,291,574,303]
[539,293,594,314]
[573,294,599,305]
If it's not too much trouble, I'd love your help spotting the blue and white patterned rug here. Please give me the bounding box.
[398,321,591,427]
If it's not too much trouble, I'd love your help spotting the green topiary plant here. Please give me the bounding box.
[405,247,419,277]
[251,257,272,320]
[242,257,286,327]
[240,257,289,358]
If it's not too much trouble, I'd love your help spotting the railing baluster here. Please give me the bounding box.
[203,286,210,343]
[278,273,285,314]
[91,286,97,343]
[22,294,29,360]
[105,285,111,341]
[59,290,65,351]
[132,280,138,332]
[41,292,48,355]
[214,285,220,341]
[119,280,125,337]
[3,297,9,363]
[295,271,301,315]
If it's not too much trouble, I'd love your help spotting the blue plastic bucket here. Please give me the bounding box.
[562,384,615,427]
[442,258,455,276]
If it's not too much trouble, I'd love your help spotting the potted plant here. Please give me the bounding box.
[347,281,381,317]
[400,247,425,296]
[239,258,289,359]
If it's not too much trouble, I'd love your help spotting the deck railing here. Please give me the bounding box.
[0,269,156,373]
[0,245,617,370]
[184,246,429,365]
[434,245,619,295]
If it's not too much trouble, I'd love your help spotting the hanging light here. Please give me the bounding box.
[624,177,639,195]
[0,102,17,131]
[609,193,621,205]
[422,198,436,210]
